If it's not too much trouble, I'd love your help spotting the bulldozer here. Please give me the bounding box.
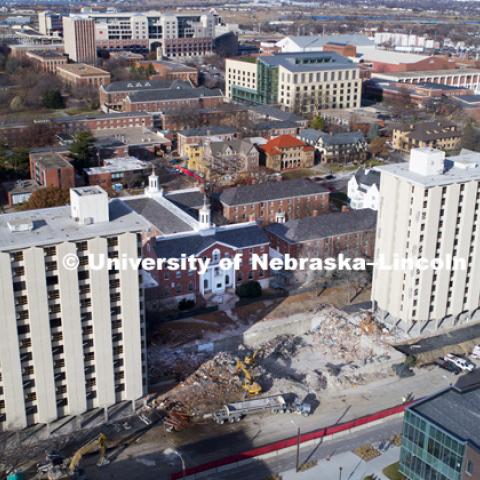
[235,359,262,395]
[37,433,109,480]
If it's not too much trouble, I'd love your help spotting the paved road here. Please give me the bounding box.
[83,365,455,480]
[208,417,403,480]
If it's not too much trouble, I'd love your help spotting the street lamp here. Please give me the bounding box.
[164,447,186,478]
[339,466,343,480]
[290,419,301,473]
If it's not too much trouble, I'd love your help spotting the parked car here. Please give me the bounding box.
[434,358,461,375]
[444,353,475,372]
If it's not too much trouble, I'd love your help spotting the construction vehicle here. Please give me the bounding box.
[212,393,312,424]
[37,433,109,479]
[244,348,262,367]
[235,359,262,395]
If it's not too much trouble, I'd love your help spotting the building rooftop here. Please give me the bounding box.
[2,179,39,195]
[374,68,480,79]
[258,51,357,73]
[454,94,480,105]
[220,178,328,207]
[277,34,373,50]
[411,376,480,449]
[27,49,66,59]
[393,119,460,142]
[164,188,205,217]
[260,134,313,155]
[30,151,72,169]
[102,79,192,93]
[137,60,197,72]
[248,105,305,124]
[299,128,365,146]
[378,148,480,187]
[123,197,193,235]
[85,157,149,175]
[93,127,170,147]
[56,63,111,77]
[0,200,149,252]
[178,126,236,138]
[155,223,269,259]
[354,168,381,191]
[53,111,152,123]
[265,208,377,244]
[127,86,223,103]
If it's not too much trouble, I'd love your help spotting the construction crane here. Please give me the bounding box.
[235,359,262,395]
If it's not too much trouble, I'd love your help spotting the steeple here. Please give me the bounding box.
[199,195,211,229]
[145,165,161,196]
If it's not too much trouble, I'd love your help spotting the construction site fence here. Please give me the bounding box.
[171,401,411,480]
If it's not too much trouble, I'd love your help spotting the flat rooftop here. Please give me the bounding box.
[30,151,72,169]
[85,157,149,175]
[94,127,170,146]
[411,380,480,449]
[27,49,66,59]
[0,200,150,252]
[377,149,480,187]
[57,63,110,77]
[374,68,480,79]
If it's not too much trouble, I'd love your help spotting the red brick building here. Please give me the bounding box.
[124,87,224,113]
[266,208,377,259]
[29,151,75,189]
[220,179,330,225]
[258,135,315,171]
[134,60,198,85]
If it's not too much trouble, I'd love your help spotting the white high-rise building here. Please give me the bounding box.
[372,148,480,336]
[0,186,149,430]
[63,16,96,64]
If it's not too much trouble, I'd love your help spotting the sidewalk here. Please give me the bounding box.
[282,447,401,480]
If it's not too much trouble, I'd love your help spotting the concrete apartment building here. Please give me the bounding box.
[0,186,149,430]
[56,64,111,88]
[225,52,362,114]
[392,120,461,153]
[372,148,480,335]
[63,17,97,64]
[400,372,480,480]
[220,179,329,225]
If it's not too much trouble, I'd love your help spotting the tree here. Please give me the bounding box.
[9,147,29,177]
[20,186,70,210]
[69,130,96,168]
[369,137,388,159]
[461,121,480,152]
[310,115,324,130]
[10,95,24,111]
[146,63,156,77]
[42,89,65,109]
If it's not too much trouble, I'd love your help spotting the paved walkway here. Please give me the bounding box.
[282,447,400,480]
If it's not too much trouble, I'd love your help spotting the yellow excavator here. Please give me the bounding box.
[235,359,262,395]
[37,433,109,479]
[244,348,263,367]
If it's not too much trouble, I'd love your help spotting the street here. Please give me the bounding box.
[83,365,455,480]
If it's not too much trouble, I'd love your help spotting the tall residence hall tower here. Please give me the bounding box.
[63,16,97,64]
[372,148,480,336]
[0,187,149,430]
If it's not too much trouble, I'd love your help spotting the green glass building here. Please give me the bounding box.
[399,374,480,480]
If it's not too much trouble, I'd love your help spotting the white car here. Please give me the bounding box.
[444,353,475,372]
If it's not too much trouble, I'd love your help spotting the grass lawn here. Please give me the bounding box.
[383,462,406,480]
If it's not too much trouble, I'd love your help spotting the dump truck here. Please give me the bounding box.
[212,394,312,424]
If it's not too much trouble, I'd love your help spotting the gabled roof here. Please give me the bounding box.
[209,139,256,157]
[102,79,192,93]
[354,168,381,190]
[155,224,269,258]
[265,209,377,244]
[220,179,328,206]
[178,126,236,137]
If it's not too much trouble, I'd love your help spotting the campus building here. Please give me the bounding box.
[56,63,111,88]
[225,52,362,114]
[372,148,480,335]
[400,372,480,480]
[0,186,149,430]
[63,16,97,64]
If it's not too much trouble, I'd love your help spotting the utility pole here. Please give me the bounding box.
[339,466,343,480]
[296,426,301,472]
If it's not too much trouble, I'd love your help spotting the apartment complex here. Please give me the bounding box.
[392,120,462,153]
[225,52,362,114]
[400,372,480,480]
[63,17,97,64]
[372,148,480,335]
[0,186,149,430]
[74,11,222,56]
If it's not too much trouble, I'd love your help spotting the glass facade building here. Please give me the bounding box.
[400,409,465,480]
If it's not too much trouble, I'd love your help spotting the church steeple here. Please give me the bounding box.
[199,195,211,229]
[145,165,161,196]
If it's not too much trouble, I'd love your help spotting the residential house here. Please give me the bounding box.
[347,168,381,210]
